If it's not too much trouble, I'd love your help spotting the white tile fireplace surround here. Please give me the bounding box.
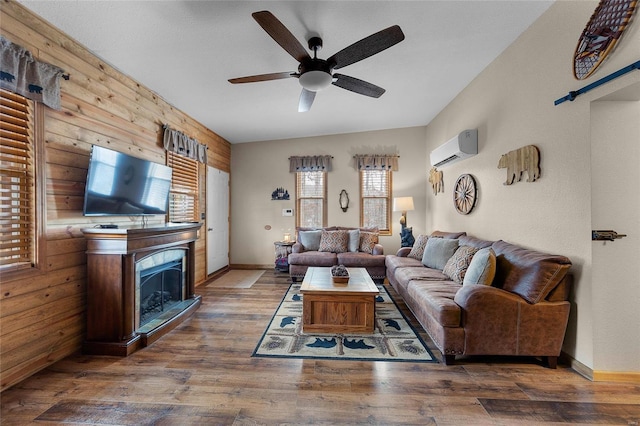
[82,222,201,356]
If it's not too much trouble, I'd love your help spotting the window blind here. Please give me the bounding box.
[0,89,34,269]
[296,171,326,228]
[167,151,199,222]
[360,169,391,231]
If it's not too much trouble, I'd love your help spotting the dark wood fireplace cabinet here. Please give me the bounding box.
[82,222,202,356]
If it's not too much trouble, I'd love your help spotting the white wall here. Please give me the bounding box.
[230,126,428,266]
[423,0,640,372]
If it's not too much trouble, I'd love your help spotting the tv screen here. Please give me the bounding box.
[83,145,172,216]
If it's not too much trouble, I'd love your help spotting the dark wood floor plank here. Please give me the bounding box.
[480,398,640,424]
[516,381,640,404]
[2,269,638,425]
[35,400,238,425]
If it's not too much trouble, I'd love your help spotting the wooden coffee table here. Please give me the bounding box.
[299,267,379,333]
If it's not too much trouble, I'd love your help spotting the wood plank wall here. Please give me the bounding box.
[0,0,231,391]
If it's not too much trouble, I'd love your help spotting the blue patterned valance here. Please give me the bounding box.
[0,36,65,110]
[355,154,399,171]
[163,125,207,164]
[289,155,333,172]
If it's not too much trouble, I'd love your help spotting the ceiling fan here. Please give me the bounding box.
[228,11,405,112]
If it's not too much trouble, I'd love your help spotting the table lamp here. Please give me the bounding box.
[393,196,415,247]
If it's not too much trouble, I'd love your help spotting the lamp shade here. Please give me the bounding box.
[393,196,414,212]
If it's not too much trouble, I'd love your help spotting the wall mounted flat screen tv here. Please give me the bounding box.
[83,145,172,216]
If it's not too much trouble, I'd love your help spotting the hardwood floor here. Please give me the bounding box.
[2,270,639,425]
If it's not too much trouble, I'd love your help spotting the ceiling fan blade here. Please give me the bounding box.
[328,25,405,70]
[252,11,311,63]
[228,72,296,84]
[332,74,385,98]
[298,88,316,112]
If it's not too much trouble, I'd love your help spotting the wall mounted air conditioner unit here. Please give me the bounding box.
[430,129,478,167]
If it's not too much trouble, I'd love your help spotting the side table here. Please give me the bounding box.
[274,241,295,272]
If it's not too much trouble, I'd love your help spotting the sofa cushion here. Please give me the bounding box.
[288,251,337,267]
[395,266,450,284]
[422,238,459,270]
[491,240,572,304]
[459,235,495,249]
[407,234,429,260]
[319,230,349,253]
[359,230,379,254]
[298,230,322,251]
[443,245,479,284]
[430,230,466,239]
[385,255,423,276]
[348,229,360,252]
[406,280,462,328]
[463,247,497,286]
[337,252,386,268]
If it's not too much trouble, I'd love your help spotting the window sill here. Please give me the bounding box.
[0,264,47,284]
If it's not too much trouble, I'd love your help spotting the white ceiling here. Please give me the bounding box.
[19,1,554,144]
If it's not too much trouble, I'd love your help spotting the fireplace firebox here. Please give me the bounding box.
[139,257,184,327]
[82,223,202,356]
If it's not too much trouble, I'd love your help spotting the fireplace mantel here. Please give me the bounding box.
[82,222,202,356]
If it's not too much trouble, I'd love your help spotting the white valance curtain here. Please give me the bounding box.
[0,36,65,110]
[163,125,207,164]
[289,155,333,172]
[354,154,399,171]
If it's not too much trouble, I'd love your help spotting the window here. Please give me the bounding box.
[296,171,326,228]
[360,169,391,234]
[167,151,199,222]
[0,89,43,273]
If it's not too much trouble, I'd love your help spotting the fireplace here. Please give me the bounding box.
[82,223,202,356]
[137,249,186,329]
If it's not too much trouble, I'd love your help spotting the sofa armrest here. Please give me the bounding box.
[454,284,570,356]
[291,242,304,253]
[396,247,411,257]
[372,244,384,255]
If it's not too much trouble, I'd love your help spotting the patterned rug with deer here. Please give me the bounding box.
[253,282,436,362]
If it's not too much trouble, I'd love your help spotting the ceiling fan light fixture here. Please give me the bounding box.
[299,70,332,91]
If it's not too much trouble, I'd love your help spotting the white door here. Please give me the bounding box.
[590,86,640,373]
[207,166,229,275]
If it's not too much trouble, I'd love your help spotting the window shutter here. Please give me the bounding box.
[167,151,199,222]
[360,170,391,231]
[0,89,34,269]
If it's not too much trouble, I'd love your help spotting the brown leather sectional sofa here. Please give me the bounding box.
[385,231,572,367]
[289,227,386,283]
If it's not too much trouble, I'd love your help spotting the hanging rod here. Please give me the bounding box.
[554,60,640,106]
[288,156,334,159]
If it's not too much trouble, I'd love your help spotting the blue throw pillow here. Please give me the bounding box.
[298,230,322,251]
[463,247,497,286]
[348,229,360,252]
[422,238,459,270]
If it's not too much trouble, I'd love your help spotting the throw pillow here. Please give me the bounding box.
[443,245,479,284]
[359,231,379,254]
[318,230,349,253]
[422,238,459,270]
[348,229,360,252]
[298,230,322,251]
[407,234,429,260]
[463,247,497,286]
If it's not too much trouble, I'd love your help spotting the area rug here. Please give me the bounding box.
[206,270,265,288]
[252,282,436,362]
